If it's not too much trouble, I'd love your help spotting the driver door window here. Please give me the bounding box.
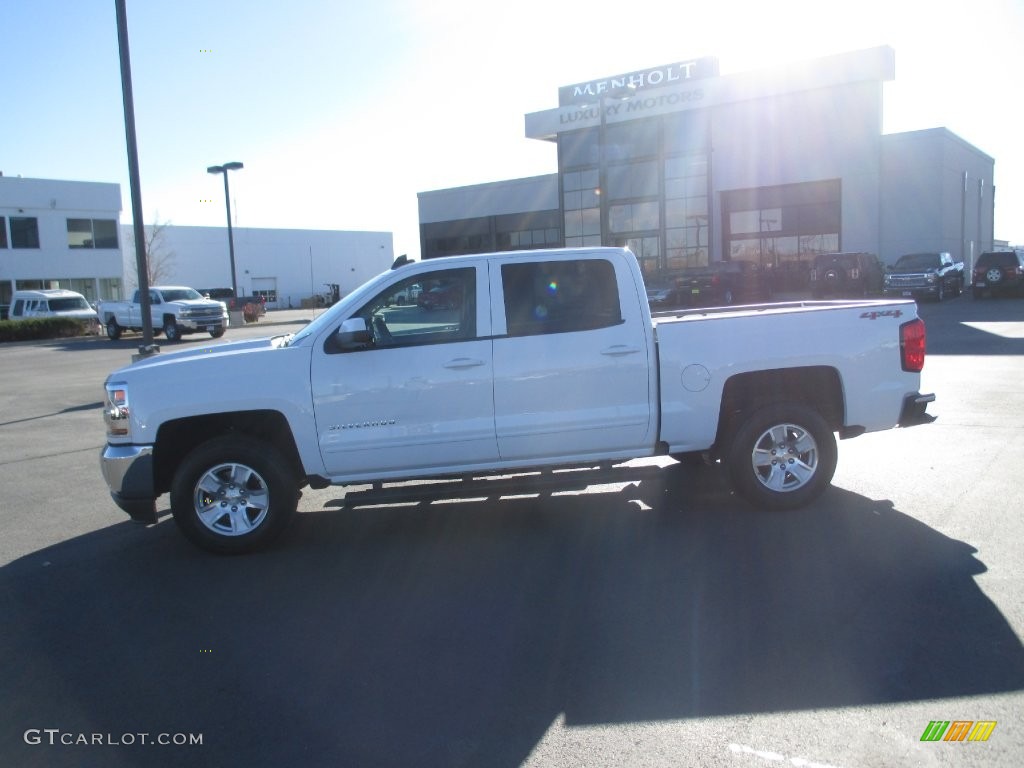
[353,267,476,349]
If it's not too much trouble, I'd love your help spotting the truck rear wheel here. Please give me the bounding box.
[170,436,299,554]
[726,403,836,510]
[106,318,122,340]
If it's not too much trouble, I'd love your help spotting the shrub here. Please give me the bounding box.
[0,317,98,343]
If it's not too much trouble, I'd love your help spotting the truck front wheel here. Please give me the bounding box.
[170,436,299,554]
[726,403,837,510]
[163,318,181,342]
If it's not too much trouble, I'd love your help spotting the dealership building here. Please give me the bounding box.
[418,47,995,288]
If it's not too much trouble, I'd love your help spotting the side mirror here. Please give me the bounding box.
[332,317,371,351]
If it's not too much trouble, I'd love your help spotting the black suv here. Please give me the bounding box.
[809,252,884,298]
[972,251,1024,298]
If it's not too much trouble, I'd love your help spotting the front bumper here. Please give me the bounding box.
[885,284,937,298]
[898,392,937,427]
[177,317,227,332]
[100,444,158,523]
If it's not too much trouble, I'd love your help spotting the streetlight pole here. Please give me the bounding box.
[207,162,243,297]
[115,0,157,357]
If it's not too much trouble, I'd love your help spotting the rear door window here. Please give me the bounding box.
[501,258,622,337]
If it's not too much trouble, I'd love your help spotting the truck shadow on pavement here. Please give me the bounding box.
[2,464,1022,768]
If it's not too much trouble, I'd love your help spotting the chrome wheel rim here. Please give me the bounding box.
[193,462,271,536]
[750,423,819,492]
[986,268,1002,283]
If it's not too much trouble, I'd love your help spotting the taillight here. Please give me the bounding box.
[900,318,926,372]
[711,275,720,286]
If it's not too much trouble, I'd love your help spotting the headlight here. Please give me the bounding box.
[104,382,131,439]
[926,273,937,283]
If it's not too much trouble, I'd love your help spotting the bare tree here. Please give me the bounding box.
[127,216,176,289]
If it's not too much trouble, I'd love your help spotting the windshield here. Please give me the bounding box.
[895,254,939,270]
[160,288,204,301]
[48,297,91,311]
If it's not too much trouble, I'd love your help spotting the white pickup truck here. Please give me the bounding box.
[100,247,934,553]
[99,286,229,342]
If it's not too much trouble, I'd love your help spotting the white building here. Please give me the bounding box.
[121,224,394,308]
[0,175,124,308]
[1,175,395,313]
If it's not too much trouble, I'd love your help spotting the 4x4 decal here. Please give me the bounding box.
[860,309,903,320]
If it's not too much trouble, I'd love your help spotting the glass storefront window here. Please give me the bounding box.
[723,180,841,292]
[609,202,659,234]
[607,161,658,200]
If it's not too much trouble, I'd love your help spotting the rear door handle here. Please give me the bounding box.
[443,358,486,369]
[601,345,640,357]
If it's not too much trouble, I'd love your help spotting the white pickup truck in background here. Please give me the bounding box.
[100,247,935,553]
[99,286,229,342]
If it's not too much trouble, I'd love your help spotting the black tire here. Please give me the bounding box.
[934,280,945,302]
[105,318,122,340]
[726,403,837,510]
[210,327,225,339]
[163,318,181,342]
[170,436,299,554]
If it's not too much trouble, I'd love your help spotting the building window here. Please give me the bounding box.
[625,236,661,275]
[664,153,708,269]
[67,218,119,249]
[562,169,601,248]
[496,228,560,250]
[0,217,7,248]
[99,278,123,301]
[10,217,40,248]
[723,180,841,291]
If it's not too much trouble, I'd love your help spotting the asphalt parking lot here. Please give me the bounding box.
[1,295,1022,767]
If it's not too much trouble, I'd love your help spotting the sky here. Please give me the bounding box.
[3,0,1023,260]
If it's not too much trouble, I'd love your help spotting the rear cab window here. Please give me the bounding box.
[500,258,622,337]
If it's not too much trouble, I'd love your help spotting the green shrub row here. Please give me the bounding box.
[0,317,99,343]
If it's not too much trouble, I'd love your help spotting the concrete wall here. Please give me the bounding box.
[880,128,994,268]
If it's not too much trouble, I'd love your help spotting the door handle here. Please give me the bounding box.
[601,345,640,357]
[443,358,486,369]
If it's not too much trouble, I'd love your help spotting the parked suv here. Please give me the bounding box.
[972,251,1024,298]
[810,252,884,298]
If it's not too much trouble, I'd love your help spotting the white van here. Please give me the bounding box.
[8,289,99,329]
